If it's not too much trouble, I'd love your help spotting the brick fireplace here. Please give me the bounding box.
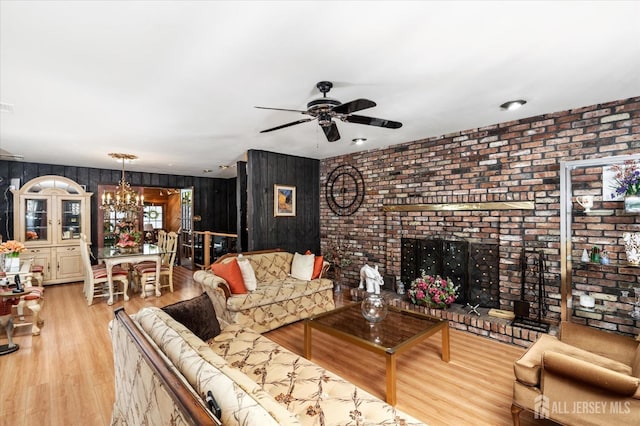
[400,237,500,308]
[320,96,640,344]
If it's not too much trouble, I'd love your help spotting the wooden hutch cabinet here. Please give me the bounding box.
[12,175,92,285]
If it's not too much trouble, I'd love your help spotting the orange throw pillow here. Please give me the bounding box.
[211,259,247,294]
[312,255,324,279]
[305,250,324,279]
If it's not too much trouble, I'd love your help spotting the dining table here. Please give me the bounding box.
[97,244,166,305]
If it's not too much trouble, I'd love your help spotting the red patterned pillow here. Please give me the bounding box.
[211,259,247,294]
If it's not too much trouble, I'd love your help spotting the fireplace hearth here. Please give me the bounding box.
[401,238,500,308]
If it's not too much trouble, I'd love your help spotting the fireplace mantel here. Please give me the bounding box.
[382,201,535,212]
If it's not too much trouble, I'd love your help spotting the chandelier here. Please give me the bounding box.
[100,153,143,214]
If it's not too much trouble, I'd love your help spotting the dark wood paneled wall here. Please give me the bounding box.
[246,150,320,254]
[0,160,235,246]
[236,161,248,252]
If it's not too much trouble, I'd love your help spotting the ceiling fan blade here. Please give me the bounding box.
[255,106,308,114]
[322,122,341,142]
[260,118,314,133]
[331,98,376,115]
[345,114,403,129]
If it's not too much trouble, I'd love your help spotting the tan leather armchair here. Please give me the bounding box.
[512,321,640,425]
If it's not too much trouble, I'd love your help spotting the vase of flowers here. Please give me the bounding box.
[323,239,352,286]
[609,160,640,213]
[0,240,26,272]
[408,270,459,309]
[116,231,142,253]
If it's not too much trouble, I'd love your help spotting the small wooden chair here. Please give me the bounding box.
[134,231,178,297]
[80,236,129,306]
[6,257,45,336]
[30,264,44,286]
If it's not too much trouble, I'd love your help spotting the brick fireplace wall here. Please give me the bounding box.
[321,96,640,335]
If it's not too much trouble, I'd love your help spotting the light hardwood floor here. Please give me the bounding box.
[0,267,549,426]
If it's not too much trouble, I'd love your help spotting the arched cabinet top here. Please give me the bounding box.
[15,175,92,197]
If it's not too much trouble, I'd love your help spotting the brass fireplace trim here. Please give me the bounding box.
[382,201,535,212]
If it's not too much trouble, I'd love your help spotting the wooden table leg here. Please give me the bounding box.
[106,263,114,305]
[386,352,397,405]
[304,321,312,359]
[441,323,450,362]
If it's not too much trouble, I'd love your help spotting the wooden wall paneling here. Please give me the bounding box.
[23,162,39,183]
[150,172,161,187]
[303,158,320,255]
[0,161,13,241]
[0,162,9,185]
[193,177,206,231]
[226,177,237,234]
[171,175,181,189]
[0,161,237,253]
[129,171,142,187]
[166,193,181,232]
[209,179,222,231]
[246,150,320,253]
[63,166,78,184]
[236,161,248,252]
[50,164,65,176]
[76,167,90,191]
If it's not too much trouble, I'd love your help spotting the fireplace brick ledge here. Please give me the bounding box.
[383,293,557,348]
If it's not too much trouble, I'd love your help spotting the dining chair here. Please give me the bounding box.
[134,231,178,297]
[9,255,46,335]
[156,229,166,251]
[80,235,129,306]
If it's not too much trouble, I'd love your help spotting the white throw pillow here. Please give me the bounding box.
[237,257,257,291]
[290,252,315,281]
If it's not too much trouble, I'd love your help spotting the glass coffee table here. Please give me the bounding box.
[304,302,450,405]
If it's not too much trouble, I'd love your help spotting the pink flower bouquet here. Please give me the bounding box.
[116,231,141,248]
[408,270,459,309]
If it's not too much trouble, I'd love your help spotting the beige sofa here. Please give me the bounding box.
[193,250,335,333]
[512,321,640,425]
[110,306,425,425]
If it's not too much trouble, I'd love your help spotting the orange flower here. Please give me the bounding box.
[0,240,26,254]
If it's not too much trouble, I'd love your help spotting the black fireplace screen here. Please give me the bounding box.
[401,238,500,308]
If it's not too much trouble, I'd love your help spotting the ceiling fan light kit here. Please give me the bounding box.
[256,81,402,142]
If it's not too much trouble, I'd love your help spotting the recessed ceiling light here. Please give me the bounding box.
[500,100,527,111]
[203,169,212,173]
[352,138,367,145]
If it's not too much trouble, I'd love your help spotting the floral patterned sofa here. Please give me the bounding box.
[193,250,336,333]
[110,306,425,426]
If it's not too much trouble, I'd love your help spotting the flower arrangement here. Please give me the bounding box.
[408,270,459,309]
[609,160,640,198]
[323,239,352,268]
[26,231,39,240]
[0,240,26,257]
[116,231,142,248]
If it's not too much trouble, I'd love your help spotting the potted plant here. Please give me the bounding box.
[609,160,640,213]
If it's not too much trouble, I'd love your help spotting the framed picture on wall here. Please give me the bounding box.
[274,184,296,217]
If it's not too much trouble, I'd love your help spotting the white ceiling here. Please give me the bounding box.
[1,1,639,179]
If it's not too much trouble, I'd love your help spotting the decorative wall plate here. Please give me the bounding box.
[325,164,365,216]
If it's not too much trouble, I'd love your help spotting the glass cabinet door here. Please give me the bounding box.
[61,199,83,241]
[25,198,49,243]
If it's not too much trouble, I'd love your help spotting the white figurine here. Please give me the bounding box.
[358,264,384,294]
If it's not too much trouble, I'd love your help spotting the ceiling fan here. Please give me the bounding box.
[255,81,402,142]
